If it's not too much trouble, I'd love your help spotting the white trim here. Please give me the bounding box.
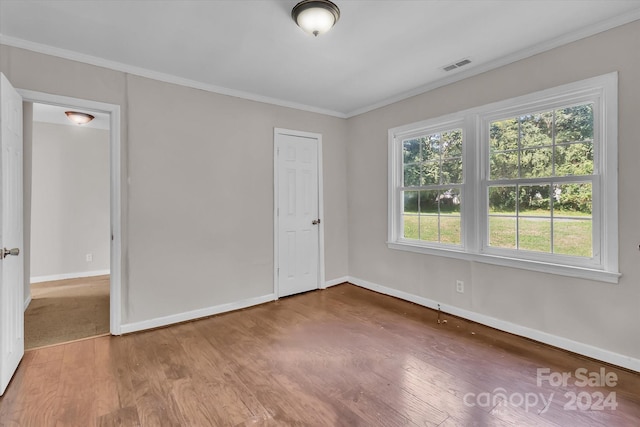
[317,136,326,292]
[388,73,619,283]
[30,269,110,284]
[387,242,620,284]
[273,130,280,299]
[273,128,325,298]
[323,276,349,289]
[17,89,123,335]
[108,105,122,335]
[0,36,346,119]
[120,293,275,334]
[23,295,31,311]
[348,276,640,373]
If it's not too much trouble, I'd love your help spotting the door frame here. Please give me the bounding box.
[18,89,122,335]
[273,128,325,298]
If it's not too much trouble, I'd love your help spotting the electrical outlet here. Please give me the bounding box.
[456,280,464,293]
[86,253,93,262]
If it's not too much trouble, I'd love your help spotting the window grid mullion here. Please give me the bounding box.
[390,73,616,279]
[515,183,520,250]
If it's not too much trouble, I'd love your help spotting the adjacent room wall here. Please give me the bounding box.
[30,121,110,280]
[346,20,640,363]
[0,43,349,326]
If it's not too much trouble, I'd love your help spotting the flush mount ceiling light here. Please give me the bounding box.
[65,111,95,125]
[292,0,340,37]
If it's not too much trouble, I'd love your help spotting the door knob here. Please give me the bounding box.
[312,219,321,225]
[2,248,19,259]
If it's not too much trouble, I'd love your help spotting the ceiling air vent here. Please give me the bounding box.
[442,58,471,72]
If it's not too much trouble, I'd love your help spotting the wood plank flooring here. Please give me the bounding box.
[1,284,638,426]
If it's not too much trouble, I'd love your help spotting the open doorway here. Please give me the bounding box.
[24,103,111,349]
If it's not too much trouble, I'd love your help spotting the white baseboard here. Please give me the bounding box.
[348,276,640,373]
[120,293,276,335]
[30,269,111,284]
[24,294,32,311]
[323,276,349,289]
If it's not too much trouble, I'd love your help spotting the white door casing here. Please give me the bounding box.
[0,73,25,396]
[17,89,122,336]
[274,128,324,298]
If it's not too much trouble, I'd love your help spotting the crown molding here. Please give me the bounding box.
[0,34,347,119]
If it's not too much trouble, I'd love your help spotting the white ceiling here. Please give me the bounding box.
[2,0,639,118]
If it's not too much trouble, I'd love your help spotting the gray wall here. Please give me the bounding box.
[30,121,110,279]
[346,20,640,361]
[0,43,349,325]
[125,75,349,321]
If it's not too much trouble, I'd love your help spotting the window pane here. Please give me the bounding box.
[489,216,516,248]
[518,185,551,252]
[403,191,419,240]
[403,163,420,187]
[489,186,516,213]
[421,161,440,185]
[520,148,552,178]
[438,189,461,213]
[442,129,463,157]
[419,190,439,214]
[490,151,519,179]
[554,183,592,215]
[490,118,518,151]
[519,218,551,253]
[441,159,463,184]
[554,142,593,176]
[403,214,419,240]
[422,135,440,162]
[403,191,419,213]
[440,216,461,245]
[554,218,592,257]
[401,188,463,245]
[489,186,516,249]
[519,185,551,214]
[520,111,553,148]
[403,138,421,164]
[555,104,593,144]
[419,215,439,242]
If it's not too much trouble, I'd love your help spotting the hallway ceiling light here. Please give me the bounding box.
[65,111,95,125]
[292,0,340,37]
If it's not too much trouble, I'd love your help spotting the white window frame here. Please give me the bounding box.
[391,119,467,249]
[388,73,619,284]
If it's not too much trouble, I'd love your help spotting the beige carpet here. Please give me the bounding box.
[24,275,110,350]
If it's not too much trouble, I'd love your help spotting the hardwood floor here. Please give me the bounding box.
[1,284,638,426]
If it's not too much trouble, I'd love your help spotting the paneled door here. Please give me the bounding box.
[0,73,24,396]
[275,129,321,298]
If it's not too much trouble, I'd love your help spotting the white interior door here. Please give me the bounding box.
[0,73,25,396]
[276,130,320,297]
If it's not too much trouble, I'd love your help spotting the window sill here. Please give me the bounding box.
[387,241,621,284]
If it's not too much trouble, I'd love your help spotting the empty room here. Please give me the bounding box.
[0,1,639,426]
